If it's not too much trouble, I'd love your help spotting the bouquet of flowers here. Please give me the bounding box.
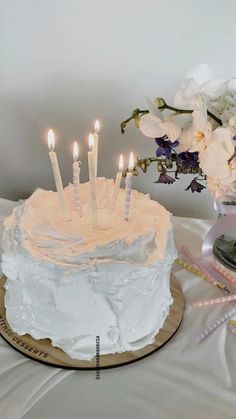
[121,64,236,198]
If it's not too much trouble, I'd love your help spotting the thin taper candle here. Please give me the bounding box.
[212,261,236,289]
[48,129,68,219]
[192,294,236,308]
[93,120,100,177]
[181,246,222,288]
[196,305,236,343]
[73,141,81,216]
[175,258,227,291]
[88,134,98,227]
[111,154,123,210]
[124,152,134,221]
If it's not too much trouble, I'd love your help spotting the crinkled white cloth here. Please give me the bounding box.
[0,198,236,419]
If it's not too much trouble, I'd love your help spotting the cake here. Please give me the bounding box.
[1,178,176,360]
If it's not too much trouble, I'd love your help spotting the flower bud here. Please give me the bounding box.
[157,163,163,172]
[155,97,166,109]
[165,158,173,169]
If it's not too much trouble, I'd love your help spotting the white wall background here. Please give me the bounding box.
[0,0,235,218]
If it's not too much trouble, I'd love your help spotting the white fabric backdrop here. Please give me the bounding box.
[0,199,236,419]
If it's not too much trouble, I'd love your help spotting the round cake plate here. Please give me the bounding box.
[0,275,184,370]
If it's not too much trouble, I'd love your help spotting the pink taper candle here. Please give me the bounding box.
[192,294,236,308]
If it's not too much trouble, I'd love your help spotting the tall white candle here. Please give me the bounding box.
[73,141,81,216]
[93,120,100,177]
[111,154,123,210]
[124,152,134,221]
[88,134,98,227]
[47,129,68,219]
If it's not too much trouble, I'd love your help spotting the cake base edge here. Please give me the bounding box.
[0,274,184,370]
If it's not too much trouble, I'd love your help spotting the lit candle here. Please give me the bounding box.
[124,152,134,221]
[88,134,98,227]
[73,141,81,216]
[111,154,123,210]
[93,120,100,177]
[47,129,68,219]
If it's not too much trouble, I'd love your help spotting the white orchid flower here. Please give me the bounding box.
[199,127,235,180]
[138,98,182,142]
[188,122,212,154]
[174,63,227,108]
[228,115,236,134]
[206,176,236,199]
[189,98,212,153]
[179,96,212,153]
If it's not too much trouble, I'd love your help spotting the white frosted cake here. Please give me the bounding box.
[1,178,176,360]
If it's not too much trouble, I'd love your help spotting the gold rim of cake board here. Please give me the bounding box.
[0,275,184,370]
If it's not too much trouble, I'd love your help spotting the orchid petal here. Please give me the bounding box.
[159,120,182,142]
[145,97,163,118]
[174,64,226,106]
[211,128,234,155]
[200,150,231,179]
[192,96,208,131]
[181,78,200,100]
[200,79,227,98]
[189,143,202,153]
[185,63,214,85]
[199,128,234,179]
[179,126,194,151]
[173,90,192,108]
[139,113,162,138]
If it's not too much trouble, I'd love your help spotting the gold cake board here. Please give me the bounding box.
[0,275,184,370]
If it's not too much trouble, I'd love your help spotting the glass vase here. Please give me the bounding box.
[213,197,236,271]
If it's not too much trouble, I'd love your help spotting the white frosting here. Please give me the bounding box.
[1,178,176,360]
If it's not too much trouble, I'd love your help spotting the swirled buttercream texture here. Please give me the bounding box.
[2,178,176,360]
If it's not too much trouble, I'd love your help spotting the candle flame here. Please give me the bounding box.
[89,133,94,150]
[119,154,124,172]
[48,129,55,151]
[73,141,79,162]
[94,120,100,133]
[128,152,134,171]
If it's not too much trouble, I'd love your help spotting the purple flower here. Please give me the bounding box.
[185,178,206,193]
[155,172,175,184]
[177,151,199,169]
[155,136,179,158]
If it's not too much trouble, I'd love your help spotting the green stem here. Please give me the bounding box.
[158,103,192,115]
[159,103,222,126]
[120,100,223,133]
[170,146,178,154]
[120,109,149,134]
